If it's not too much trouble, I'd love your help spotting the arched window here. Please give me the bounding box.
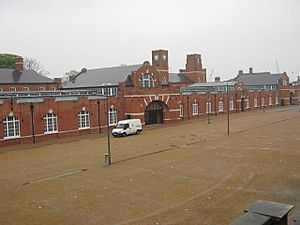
[108,107,117,126]
[141,74,154,88]
[3,116,20,139]
[44,113,58,134]
[269,96,273,105]
[254,96,258,107]
[78,111,90,129]
[192,101,198,115]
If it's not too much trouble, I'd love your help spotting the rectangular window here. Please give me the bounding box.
[275,96,279,105]
[23,87,29,91]
[179,104,184,117]
[3,116,20,139]
[39,87,45,91]
[254,97,258,107]
[44,113,58,134]
[262,97,265,106]
[218,101,224,112]
[206,101,212,113]
[192,102,198,115]
[229,99,234,110]
[10,87,16,92]
[109,108,117,125]
[269,96,273,105]
[245,99,249,108]
[78,111,90,129]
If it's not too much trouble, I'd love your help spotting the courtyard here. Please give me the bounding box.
[0,107,300,225]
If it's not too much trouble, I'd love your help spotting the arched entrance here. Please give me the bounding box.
[145,101,165,124]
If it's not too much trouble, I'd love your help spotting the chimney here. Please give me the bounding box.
[215,76,221,82]
[15,56,24,71]
[238,70,243,75]
[54,78,62,89]
[249,67,253,74]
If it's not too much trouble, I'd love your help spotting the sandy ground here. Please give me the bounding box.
[0,107,300,225]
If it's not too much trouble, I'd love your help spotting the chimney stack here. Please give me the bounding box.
[215,76,221,82]
[15,56,24,71]
[249,67,253,74]
[238,70,243,75]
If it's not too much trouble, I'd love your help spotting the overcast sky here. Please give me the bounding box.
[1,0,299,81]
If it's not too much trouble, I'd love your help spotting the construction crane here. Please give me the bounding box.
[208,69,214,82]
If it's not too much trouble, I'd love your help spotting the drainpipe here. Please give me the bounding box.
[97,100,101,133]
[30,103,36,143]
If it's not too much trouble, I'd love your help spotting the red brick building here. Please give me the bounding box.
[0,50,294,147]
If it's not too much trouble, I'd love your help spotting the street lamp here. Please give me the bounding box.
[105,85,112,165]
[227,82,230,135]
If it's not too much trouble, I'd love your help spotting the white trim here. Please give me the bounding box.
[180,71,203,74]
[169,109,180,112]
[125,112,144,116]
[124,93,180,98]
[165,95,170,104]
[156,69,169,72]
[143,98,148,106]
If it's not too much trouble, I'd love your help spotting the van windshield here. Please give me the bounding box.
[116,123,129,129]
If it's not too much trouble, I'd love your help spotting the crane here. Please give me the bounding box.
[208,69,214,82]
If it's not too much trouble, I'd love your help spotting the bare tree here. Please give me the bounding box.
[62,70,79,83]
[24,58,49,76]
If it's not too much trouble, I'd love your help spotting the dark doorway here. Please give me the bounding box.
[241,97,245,112]
[289,92,294,105]
[145,101,164,124]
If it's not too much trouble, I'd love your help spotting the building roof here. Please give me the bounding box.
[63,64,142,88]
[233,72,286,86]
[169,73,194,83]
[0,69,54,84]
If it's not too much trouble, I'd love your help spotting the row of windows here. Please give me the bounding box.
[2,109,118,140]
[180,96,278,116]
[96,87,118,96]
[0,87,56,92]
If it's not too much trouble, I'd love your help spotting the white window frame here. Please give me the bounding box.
[78,111,90,129]
[245,98,249,109]
[3,116,20,139]
[141,74,155,88]
[192,101,198,115]
[23,87,29,91]
[108,107,117,126]
[179,104,184,117]
[44,113,58,134]
[10,87,16,92]
[229,99,234,110]
[218,100,224,112]
[39,87,45,91]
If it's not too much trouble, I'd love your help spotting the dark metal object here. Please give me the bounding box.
[244,200,294,225]
[229,212,272,225]
[106,86,112,165]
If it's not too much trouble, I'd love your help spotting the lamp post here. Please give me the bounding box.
[105,86,112,165]
[207,87,211,124]
[227,82,230,135]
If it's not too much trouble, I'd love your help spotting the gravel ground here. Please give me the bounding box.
[0,107,300,225]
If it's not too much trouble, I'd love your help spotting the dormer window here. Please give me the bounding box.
[141,74,155,88]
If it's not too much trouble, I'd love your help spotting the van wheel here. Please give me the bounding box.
[136,130,140,135]
[123,133,127,137]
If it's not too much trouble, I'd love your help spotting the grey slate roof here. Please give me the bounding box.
[0,69,54,83]
[169,73,194,83]
[233,72,285,85]
[63,64,142,88]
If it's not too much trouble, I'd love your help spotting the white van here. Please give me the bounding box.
[112,119,142,137]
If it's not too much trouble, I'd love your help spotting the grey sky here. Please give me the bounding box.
[1,0,299,81]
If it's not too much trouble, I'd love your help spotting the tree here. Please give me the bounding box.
[62,70,79,83]
[24,58,49,76]
[0,54,16,69]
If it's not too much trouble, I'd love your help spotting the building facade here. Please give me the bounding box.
[0,50,293,147]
